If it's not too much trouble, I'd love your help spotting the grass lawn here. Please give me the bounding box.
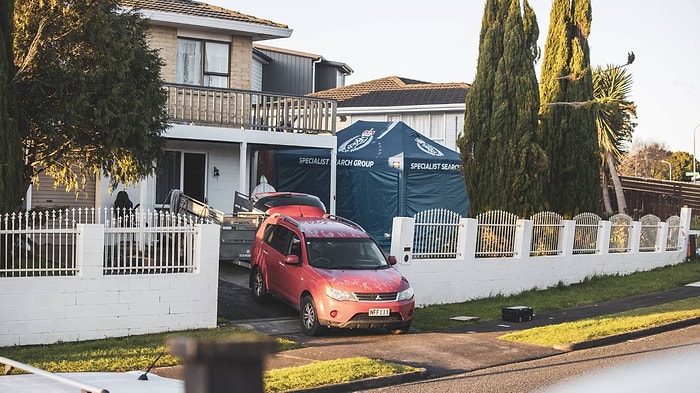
[500,297,700,346]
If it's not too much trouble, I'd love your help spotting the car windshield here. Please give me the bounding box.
[306,238,389,269]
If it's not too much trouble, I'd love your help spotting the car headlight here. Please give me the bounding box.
[397,286,414,301]
[325,287,357,301]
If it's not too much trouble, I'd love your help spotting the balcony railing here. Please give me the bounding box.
[163,83,337,135]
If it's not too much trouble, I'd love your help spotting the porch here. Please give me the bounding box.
[163,83,337,135]
[159,83,339,213]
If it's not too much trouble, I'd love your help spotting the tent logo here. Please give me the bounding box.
[339,129,375,153]
[415,138,444,157]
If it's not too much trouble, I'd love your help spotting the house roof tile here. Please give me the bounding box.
[309,76,469,107]
[120,0,288,29]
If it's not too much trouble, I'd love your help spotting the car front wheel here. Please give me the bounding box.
[300,295,322,336]
[251,266,268,304]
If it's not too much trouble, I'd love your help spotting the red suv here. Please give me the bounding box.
[249,213,414,335]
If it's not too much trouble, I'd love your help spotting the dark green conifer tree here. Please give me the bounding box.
[538,0,600,216]
[458,0,546,217]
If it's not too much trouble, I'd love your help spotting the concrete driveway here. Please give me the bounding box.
[217,262,297,323]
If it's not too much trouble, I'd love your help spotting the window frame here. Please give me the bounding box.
[176,37,230,88]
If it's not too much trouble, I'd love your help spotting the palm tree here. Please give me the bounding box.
[593,65,637,215]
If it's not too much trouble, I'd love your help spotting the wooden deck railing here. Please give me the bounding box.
[163,83,337,135]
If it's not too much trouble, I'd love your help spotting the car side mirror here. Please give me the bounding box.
[387,255,397,265]
[285,254,300,265]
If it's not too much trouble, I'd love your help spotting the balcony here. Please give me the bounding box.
[163,83,337,135]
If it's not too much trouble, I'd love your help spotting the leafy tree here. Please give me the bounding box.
[593,64,636,214]
[3,0,169,212]
[0,1,24,213]
[538,0,600,217]
[670,151,696,181]
[618,140,671,178]
[457,0,546,217]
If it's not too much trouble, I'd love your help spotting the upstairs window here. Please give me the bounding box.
[176,38,229,88]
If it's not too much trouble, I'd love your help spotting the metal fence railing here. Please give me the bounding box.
[2,207,689,274]
[1,208,200,277]
[475,210,518,258]
[104,209,198,275]
[0,209,89,277]
[529,211,564,256]
[572,212,601,255]
[666,215,681,251]
[608,213,633,253]
[412,209,461,259]
[640,214,660,252]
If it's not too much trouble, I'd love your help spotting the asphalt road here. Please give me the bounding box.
[359,324,700,393]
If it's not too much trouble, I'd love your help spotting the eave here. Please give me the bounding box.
[124,8,292,40]
[337,103,466,115]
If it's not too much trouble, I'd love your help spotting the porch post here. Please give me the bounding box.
[239,142,249,195]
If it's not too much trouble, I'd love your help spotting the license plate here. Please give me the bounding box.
[368,308,390,317]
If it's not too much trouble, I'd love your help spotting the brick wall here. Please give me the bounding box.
[146,26,253,90]
[230,37,252,89]
[147,26,178,83]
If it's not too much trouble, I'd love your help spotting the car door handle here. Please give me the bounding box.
[263,250,268,255]
[278,261,285,267]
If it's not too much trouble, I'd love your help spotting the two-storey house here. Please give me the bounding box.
[27,0,349,215]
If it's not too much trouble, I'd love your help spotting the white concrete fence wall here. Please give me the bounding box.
[0,224,220,347]
[390,208,692,307]
[1,207,693,347]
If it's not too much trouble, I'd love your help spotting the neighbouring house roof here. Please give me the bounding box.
[120,0,291,40]
[309,76,469,107]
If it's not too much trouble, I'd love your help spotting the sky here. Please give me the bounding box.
[208,0,700,155]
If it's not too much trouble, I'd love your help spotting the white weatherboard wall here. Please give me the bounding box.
[391,208,691,307]
[0,224,220,347]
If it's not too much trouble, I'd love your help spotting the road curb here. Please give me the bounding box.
[553,316,700,351]
[285,368,428,393]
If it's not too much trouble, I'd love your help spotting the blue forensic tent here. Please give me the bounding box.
[274,121,469,249]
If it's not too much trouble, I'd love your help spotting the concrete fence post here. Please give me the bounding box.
[560,220,575,256]
[391,217,415,265]
[597,221,611,255]
[630,221,642,253]
[76,224,105,278]
[657,222,669,252]
[513,219,532,259]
